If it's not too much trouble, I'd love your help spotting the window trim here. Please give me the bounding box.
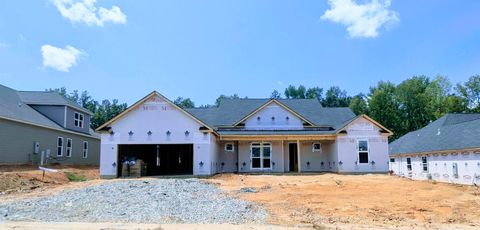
[357,139,369,164]
[406,157,412,171]
[57,137,64,157]
[224,143,234,152]
[250,142,272,170]
[421,156,428,172]
[74,112,84,128]
[66,138,72,157]
[82,141,88,158]
[312,143,322,152]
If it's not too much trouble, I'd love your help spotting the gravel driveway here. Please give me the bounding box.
[0,178,267,224]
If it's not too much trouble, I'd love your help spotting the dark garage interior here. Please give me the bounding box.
[117,144,193,177]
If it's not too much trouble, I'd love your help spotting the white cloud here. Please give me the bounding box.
[19,34,26,41]
[52,0,126,26]
[0,41,8,48]
[321,0,399,38]
[277,81,284,85]
[41,44,87,72]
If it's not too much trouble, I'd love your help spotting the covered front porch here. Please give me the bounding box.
[218,135,338,173]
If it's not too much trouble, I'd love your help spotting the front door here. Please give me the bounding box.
[289,143,298,172]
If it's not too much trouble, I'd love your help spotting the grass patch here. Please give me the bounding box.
[64,172,87,182]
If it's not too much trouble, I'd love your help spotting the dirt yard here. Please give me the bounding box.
[2,168,480,229]
[208,173,480,229]
[0,164,99,196]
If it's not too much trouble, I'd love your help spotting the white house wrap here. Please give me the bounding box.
[97,91,392,178]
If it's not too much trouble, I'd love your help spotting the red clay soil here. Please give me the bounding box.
[0,164,99,195]
[208,173,480,229]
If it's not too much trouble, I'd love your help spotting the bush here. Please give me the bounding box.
[64,172,87,182]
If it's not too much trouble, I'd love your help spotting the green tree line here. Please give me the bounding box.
[52,74,480,141]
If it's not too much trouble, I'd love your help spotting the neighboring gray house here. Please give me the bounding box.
[389,114,480,185]
[97,91,392,178]
[0,84,100,165]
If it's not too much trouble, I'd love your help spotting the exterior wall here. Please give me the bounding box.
[298,141,336,172]
[65,107,91,134]
[0,118,100,165]
[99,96,213,177]
[217,141,239,173]
[237,141,284,173]
[390,152,480,185]
[336,117,389,173]
[30,105,66,127]
[244,103,304,130]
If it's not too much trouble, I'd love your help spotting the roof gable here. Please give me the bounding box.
[233,99,315,127]
[337,114,393,135]
[96,91,215,133]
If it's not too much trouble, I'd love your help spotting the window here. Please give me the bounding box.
[66,138,72,157]
[421,156,428,172]
[83,141,88,158]
[57,137,64,156]
[357,140,369,164]
[312,143,322,152]
[74,112,84,128]
[250,143,271,169]
[225,143,234,152]
[390,158,395,162]
[406,158,412,171]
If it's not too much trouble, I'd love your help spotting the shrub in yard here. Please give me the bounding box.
[64,172,87,182]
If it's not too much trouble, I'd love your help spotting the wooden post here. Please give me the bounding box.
[297,140,301,173]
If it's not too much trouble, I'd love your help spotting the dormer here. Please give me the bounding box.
[234,100,315,130]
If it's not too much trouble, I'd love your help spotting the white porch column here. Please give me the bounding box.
[281,140,284,172]
[297,140,301,172]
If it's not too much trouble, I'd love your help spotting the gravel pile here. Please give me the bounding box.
[0,179,267,224]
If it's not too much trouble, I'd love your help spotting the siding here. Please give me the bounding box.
[65,107,91,134]
[0,118,100,165]
[30,105,66,127]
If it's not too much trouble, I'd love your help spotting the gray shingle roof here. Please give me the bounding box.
[389,113,480,155]
[0,84,98,138]
[17,91,93,115]
[0,84,63,129]
[186,98,356,132]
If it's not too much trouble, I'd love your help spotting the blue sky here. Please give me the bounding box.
[0,0,479,106]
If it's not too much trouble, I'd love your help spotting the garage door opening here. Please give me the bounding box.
[117,144,193,177]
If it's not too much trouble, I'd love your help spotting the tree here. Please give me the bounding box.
[270,90,282,99]
[284,85,297,99]
[173,97,195,109]
[322,86,351,107]
[215,94,240,106]
[284,85,306,99]
[456,75,480,112]
[368,81,402,140]
[349,93,369,115]
[47,88,127,129]
[91,99,127,129]
[395,76,433,135]
[306,87,323,100]
[284,85,323,100]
